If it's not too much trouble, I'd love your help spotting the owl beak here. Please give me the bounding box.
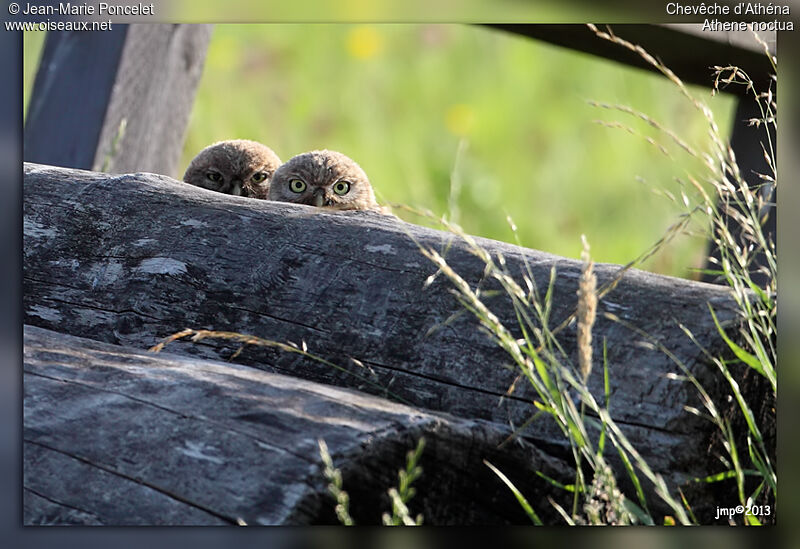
[230,179,243,196]
[313,190,325,207]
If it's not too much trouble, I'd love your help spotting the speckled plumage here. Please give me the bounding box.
[183,140,281,199]
[268,150,383,212]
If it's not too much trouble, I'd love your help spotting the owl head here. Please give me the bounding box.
[268,150,378,211]
[183,139,281,198]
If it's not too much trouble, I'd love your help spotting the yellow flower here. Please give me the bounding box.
[346,26,383,60]
[445,104,476,136]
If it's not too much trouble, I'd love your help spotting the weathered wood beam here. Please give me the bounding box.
[23,163,749,518]
[24,27,129,170]
[24,325,572,525]
[24,24,212,177]
[488,24,774,96]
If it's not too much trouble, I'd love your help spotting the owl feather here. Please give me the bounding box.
[268,150,388,213]
[183,139,281,199]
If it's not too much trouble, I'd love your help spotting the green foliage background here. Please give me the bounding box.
[24,25,735,279]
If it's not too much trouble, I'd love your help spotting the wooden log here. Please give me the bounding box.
[24,325,573,525]
[23,162,748,517]
[24,24,212,177]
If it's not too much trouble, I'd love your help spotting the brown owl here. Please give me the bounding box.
[183,139,281,199]
[268,150,384,212]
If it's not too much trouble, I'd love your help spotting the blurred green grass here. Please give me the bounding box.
[22,31,45,119]
[24,24,736,279]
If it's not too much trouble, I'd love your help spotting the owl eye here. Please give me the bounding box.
[252,172,268,183]
[289,179,306,193]
[333,180,351,196]
[206,171,222,182]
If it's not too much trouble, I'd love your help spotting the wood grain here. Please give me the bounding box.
[23,163,751,521]
[24,325,572,525]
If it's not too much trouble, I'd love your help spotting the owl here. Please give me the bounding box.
[183,139,282,199]
[268,150,384,212]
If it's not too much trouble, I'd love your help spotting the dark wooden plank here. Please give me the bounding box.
[24,27,129,170]
[21,163,753,517]
[24,325,572,525]
[488,24,775,95]
[24,24,212,177]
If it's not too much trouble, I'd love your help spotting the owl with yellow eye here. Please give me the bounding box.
[268,149,384,212]
[183,139,281,198]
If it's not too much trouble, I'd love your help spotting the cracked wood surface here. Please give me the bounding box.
[24,325,571,525]
[23,162,744,513]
